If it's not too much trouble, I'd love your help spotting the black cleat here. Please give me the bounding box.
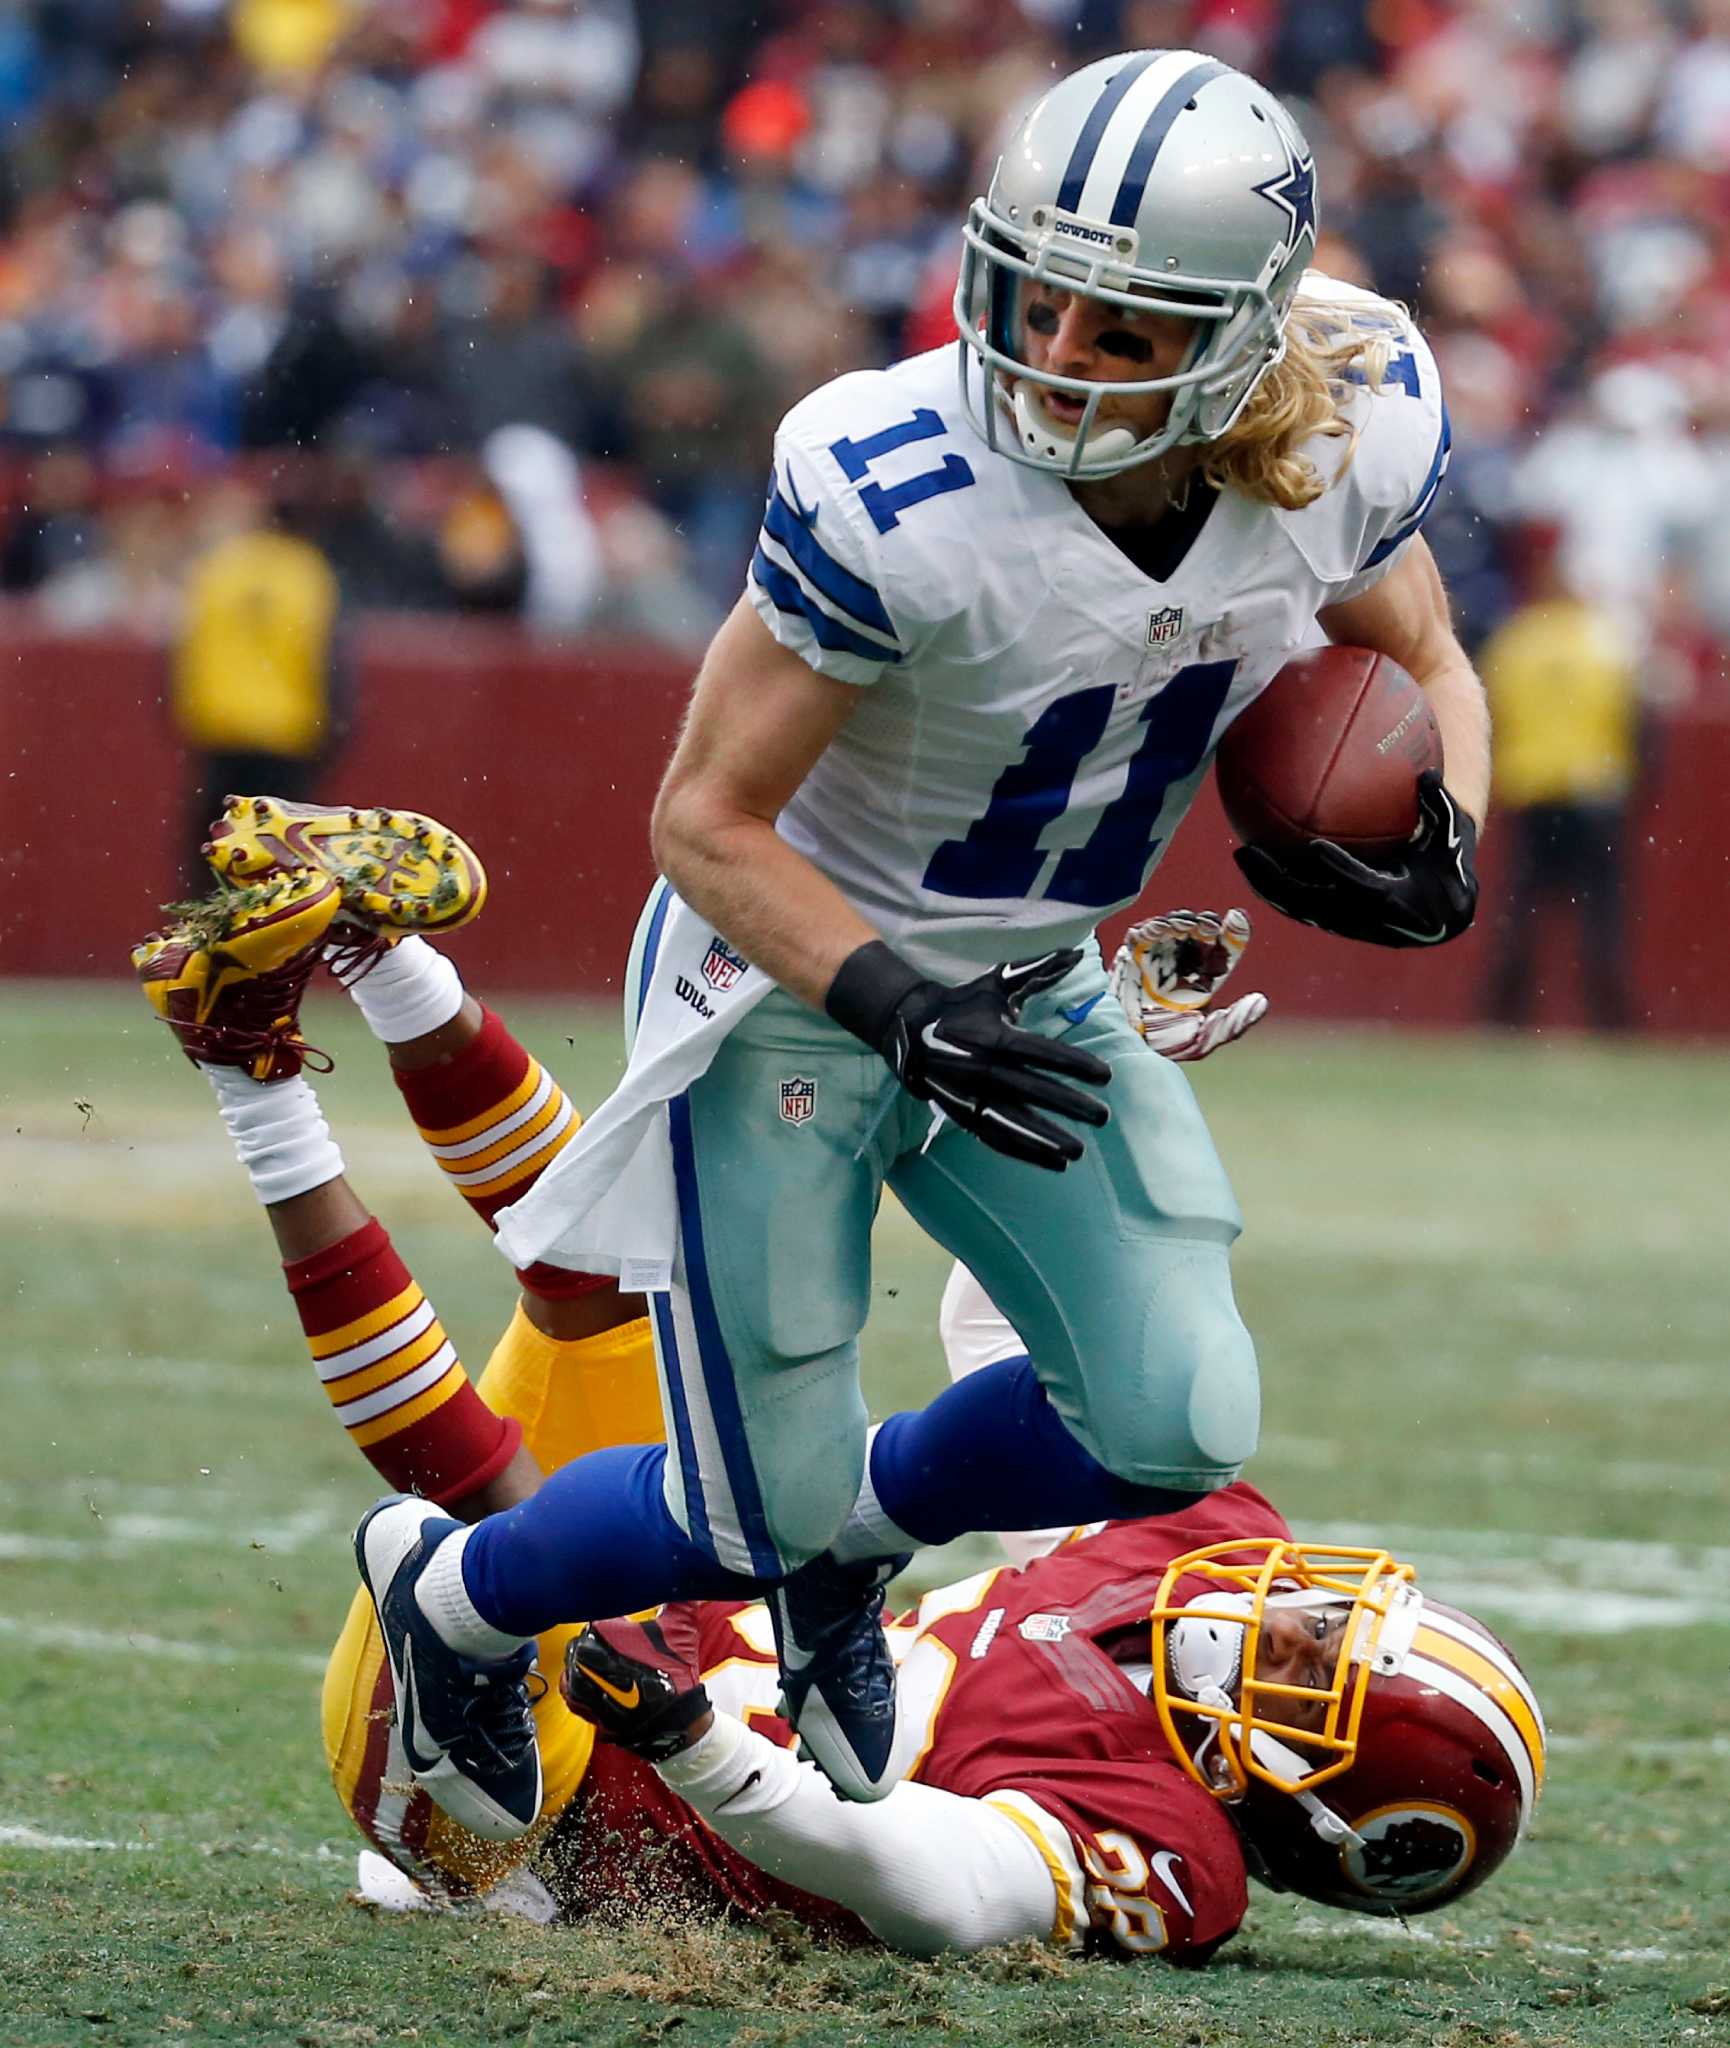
[354,1495,543,1841]
[770,1553,906,1802]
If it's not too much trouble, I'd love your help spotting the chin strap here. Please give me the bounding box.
[1010,383,1136,472]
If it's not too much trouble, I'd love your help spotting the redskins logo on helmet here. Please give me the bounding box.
[1148,1539,1545,1917]
[953,49,1319,479]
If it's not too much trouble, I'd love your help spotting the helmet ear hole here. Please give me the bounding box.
[1472,1759,1503,1787]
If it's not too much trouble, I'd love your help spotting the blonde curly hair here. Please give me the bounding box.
[1202,303,1402,512]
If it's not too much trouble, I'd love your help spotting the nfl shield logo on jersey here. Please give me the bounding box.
[701,934,750,991]
[1145,605,1185,647]
[779,1076,817,1126]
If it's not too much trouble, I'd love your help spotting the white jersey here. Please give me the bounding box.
[747,273,1449,980]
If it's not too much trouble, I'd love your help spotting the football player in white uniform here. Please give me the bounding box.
[352,51,1493,1826]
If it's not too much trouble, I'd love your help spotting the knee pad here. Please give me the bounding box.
[1081,1239,1261,1491]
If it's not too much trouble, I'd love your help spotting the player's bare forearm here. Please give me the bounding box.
[1319,537,1491,828]
[652,598,880,1010]
[653,796,877,1010]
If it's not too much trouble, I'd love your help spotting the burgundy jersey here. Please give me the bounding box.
[549,1482,1291,1960]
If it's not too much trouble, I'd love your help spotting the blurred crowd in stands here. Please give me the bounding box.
[2,0,1729,708]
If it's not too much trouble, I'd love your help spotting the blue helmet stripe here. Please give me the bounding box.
[1055,51,1160,214]
[1110,57,1229,227]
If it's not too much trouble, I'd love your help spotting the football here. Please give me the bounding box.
[1214,645,1443,854]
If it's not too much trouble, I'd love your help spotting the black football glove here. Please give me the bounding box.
[1233,771,1479,950]
[825,941,1110,1171]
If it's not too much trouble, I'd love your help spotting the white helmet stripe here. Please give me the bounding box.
[1104,57,1231,229]
[1415,1607,1547,1745]
[1403,1652,1538,1842]
[1054,49,1161,212]
[1071,50,1221,225]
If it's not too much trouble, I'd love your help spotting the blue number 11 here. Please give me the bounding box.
[923,660,1237,908]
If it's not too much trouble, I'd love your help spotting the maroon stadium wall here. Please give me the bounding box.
[4,611,1727,1036]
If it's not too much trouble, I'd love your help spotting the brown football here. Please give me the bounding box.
[1215,645,1442,854]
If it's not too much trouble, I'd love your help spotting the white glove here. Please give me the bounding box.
[1108,908,1268,1063]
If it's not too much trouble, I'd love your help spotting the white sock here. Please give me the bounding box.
[334,935,464,1044]
[201,1065,345,1206]
[826,1427,922,1565]
[412,1524,530,1660]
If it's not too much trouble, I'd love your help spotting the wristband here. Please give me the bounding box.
[824,939,927,1051]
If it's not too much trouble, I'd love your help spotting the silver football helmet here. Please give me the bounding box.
[954,50,1319,479]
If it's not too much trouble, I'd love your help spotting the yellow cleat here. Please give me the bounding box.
[203,797,487,959]
[133,869,341,1082]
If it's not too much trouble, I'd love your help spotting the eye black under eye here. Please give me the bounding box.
[1098,331,1154,362]
[1026,301,1059,334]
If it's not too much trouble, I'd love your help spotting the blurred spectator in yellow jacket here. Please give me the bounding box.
[171,487,347,881]
[1481,527,1645,1033]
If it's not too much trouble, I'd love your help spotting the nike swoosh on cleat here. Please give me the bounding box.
[581,1667,642,1712]
[397,1641,442,1775]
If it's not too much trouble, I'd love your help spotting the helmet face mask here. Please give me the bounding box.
[953,50,1320,481]
[1150,1539,1547,1919]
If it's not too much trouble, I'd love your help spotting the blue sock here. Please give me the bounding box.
[460,1443,761,1637]
[869,1356,1202,1545]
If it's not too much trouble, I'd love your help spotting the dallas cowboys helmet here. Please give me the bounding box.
[955,49,1320,479]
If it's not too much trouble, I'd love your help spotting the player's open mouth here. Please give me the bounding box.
[1038,390,1089,427]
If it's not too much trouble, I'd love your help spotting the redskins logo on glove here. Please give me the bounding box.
[1108,908,1269,1062]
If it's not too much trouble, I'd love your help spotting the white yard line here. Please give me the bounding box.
[0,1507,340,1560]
[1287,1916,1678,1964]
[0,1819,344,1863]
[0,1614,328,1674]
[1260,1433,1725,1501]
[2,1354,311,1398]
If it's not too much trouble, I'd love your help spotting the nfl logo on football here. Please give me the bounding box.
[1145,605,1184,647]
[779,1076,817,1126]
[702,934,749,991]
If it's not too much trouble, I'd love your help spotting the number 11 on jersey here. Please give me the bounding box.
[924,660,1238,908]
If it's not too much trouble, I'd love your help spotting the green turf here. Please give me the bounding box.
[1,983,1726,2046]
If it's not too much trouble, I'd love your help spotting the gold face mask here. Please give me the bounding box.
[1148,1539,1422,1802]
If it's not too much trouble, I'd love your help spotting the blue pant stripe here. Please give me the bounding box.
[635,877,674,1025]
[668,1092,783,1578]
[650,1289,712,1559]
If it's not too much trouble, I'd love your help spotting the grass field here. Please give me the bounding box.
[2,980,1727,2047]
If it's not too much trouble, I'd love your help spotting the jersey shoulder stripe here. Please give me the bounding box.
[1273,276,1448,593]
[1360,400,1452,571]
[760,484,899,642]
[750,544,902,665]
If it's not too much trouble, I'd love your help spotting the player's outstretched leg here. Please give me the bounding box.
[354,1497,543,1841]
[204,793,595,1285]
[134,876,527,1505]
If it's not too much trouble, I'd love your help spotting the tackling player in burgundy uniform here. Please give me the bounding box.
[558,1409,1543,1959]
[135,802,1539,1959]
